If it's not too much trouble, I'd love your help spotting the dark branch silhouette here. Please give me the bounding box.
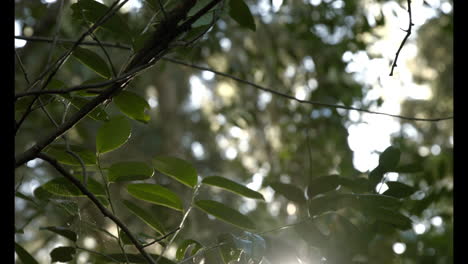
[389,0,414,76]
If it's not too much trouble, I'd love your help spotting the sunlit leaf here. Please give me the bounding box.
[108,161,154,182]
[122,199,165,234]
[228,0,256,31]
[96,115,131,154]
[195,200,255,230]
[127,183,183,211]
[153,156,198,188]
[50,247,76,263]
[114,91,151,123]
[270,182,306,204]
[202,176,264,200]
[40,226,77,242]
[176,239,203,261]
[15,242,39,264]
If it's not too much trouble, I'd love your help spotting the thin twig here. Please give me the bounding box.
[15,50,31,84]
[45,0,65,66]
[142,227,181,248]
[38,153,156,264]
[163,57,453,122]
[91,33,118,77]
[157,0,168,20]
[389,0,414,76]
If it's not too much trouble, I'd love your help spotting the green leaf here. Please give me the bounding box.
[96,115,131,154]
[71,0,132,43]
[307,175,342,199]
[103,254,175,263]
[188,0,216,27]
[392,163,424,173]
[228,0,256,31]
[176,239,203,261]
[108,161,154,182]
[355,194,402,209]
[50,247,76,263]
[366,207,412,230]
[39,176,106,197]
[202,176,264,200]
[122,200,165,235]
[270,182,306,204]
[383,182,416,198]
[194,200,255,230]
[368,166,385,190]
[60,94,110,121]
[40,226,77,242]
[68,45,111,79]
[15,242,39,264]
[44,144,97,166]
[114,91,151,123]
[308,193,347,216]
[379,146,401,172]
[153,156,198,188]
[127,183,183,211]
[339,177,369,193]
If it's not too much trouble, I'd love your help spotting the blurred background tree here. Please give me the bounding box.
[14,0,452,263]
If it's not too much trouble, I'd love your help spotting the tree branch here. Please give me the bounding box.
[389,0,414,76]
[37,153,156,264]
[162,57,453,122]
[15,35,453,123]
[15,0,222,168]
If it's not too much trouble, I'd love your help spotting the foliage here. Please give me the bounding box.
[14,0,452,264]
